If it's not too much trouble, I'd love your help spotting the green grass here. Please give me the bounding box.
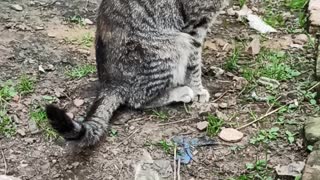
[207,114,224,136]
[66,64,96,79]
[250,127,280,144]
[0,109,16,137]
[225,48,240,71]
[157,140,174,154]
[17,75,34,95]
[286,0,309,10]
[68,15,85,26]
[239,0,247,7]
[80,33,94,48]
[263,12,285,28]
[0,81,17,103]
[242,50,300,82]
[30,107,58,140]
[152,110,169,121]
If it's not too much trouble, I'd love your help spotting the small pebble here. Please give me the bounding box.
[10,4,23,11]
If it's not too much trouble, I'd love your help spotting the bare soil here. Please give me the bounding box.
[0,0,317,179]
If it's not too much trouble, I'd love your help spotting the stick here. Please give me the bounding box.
[213,90,231,103]
[177,159,181,180]
[116,128,140,148]
[1,150,7,175]
[174,145,177,180]
[308,82,320,91]
[237,104,286,130]
[158,117,197,126]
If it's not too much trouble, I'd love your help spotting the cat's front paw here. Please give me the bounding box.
[193,88,210,103]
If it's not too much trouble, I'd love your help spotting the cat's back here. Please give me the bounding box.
[97,0,184,34]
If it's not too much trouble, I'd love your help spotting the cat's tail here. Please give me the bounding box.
[45,88,124,147]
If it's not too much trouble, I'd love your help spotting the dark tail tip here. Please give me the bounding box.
[45,104,74,134]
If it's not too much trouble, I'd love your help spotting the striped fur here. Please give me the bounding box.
[46,0,230,148]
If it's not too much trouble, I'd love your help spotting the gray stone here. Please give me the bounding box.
[10,4,23,11]
[305,117,320,144]
[302,150,320,180]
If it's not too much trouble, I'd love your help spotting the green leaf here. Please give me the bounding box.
[307,145,313,152]
[246,163,254,170]
[310,99,317,105]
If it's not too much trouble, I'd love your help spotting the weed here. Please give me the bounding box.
[152,110,168,121]
[0,81,17,103]
[287,0,309,10]
[238,0,247,7]
[231,159,273,180]
[68,15,85,26]
[285,130,295,144]
[307,145,313,152]
[250,127,279,144]
[80,33,94,48]
[207,114,224,136]
[225,48,240,71]
[66,64,96,79]
[17,75,34,95]
[157,140,174,154]
[263,11,285,28]
[30,107,58,140]
[0,109,16,137]
[110,129,118,137]
[242,67,257,82]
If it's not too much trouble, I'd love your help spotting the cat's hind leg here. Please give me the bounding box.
[186,45,210,103]
[142,86,194,109]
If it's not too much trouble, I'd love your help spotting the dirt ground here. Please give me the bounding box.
[0,0,318,179]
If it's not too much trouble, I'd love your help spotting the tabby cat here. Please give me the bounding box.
[46,0,230,148]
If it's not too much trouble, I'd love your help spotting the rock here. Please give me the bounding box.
[308,6,320,34]
[210,66,225,77]
[293,34,309,45]
[39,65,45,73]
[305,117,320,144]
[73,99,84,107]
[302,150,320,180]
[219,103,228,109]
[204,41,218,51]
[275,161,305,177]
[34,26,44,30]
[17,128,26,137]
[12,95,20,102]
[66,112,74,119]
[246,37,260,55]
[10,4,23,11]
[226,8,236,16]
[28,120,39,134]
[233,76,248,90]
[196,121,209,131]
[218,128,244,142]
[84,18,94,25]
[0,175,21,180]
[134,149,172,180]
[235,5,252,17]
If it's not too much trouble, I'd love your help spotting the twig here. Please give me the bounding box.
[308,82,320,91]
[213,90,231,103]
[158,117,197,126]
[177,159,181,180]
[1,150,7,175]
[116,128,140,148]
[174,145,177,180]
[265,96,281,115]
[128,117,145,123]
[237,104,287,130]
